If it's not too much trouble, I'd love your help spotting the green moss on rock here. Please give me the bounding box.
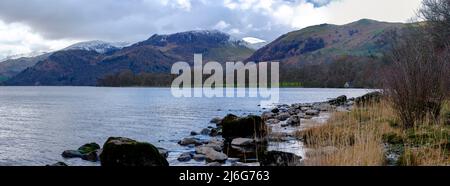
[100,137,169,166]
[78,143,100,154]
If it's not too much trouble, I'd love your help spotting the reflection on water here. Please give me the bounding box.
[0,87,371,165]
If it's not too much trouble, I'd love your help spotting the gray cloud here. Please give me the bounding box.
[0,0,420,45]
[0,0,308,43]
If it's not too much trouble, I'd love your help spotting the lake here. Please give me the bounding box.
[0,87,372,166]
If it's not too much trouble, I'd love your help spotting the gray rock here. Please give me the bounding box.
[190,131,199,136]
[208,138,225,147]
[206,162,222,166]
[205,150,228,163]
[195,146,217,155]
[231,138,255,146]
[271,108,280,113]
[205,143,223,151]
[200,128,211,135]
[62,150,84,159]
[193,154,206,161]
[261,111,275,120]
[305,109,320,116]
[178,137,203,146]
[328,95,347,106]
[177,152,193,162]
[231,162,249,166]
[266,119,280,125]
[276,112,291,121]
[286,115,301,126]
[196,146,227,162]
[210,117,222,124]
[300,107,310,112]
[313,103,333,111]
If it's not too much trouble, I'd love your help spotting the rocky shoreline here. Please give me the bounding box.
[52,92,379,166]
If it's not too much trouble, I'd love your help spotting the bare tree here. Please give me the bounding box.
[383,0,450,128]
[419,0,450,49]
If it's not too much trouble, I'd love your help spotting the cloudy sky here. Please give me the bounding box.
[0,0,422,59]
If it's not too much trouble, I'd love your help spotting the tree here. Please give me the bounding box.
[383,0,450,128]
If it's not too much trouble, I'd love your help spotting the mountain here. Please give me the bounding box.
[0,40,129,82]
[0,51,48,62]
[63,40,130,54]
[247,19,404,65]
[0,53,51,82]
[135,30,254,63]
[5,31,255,86]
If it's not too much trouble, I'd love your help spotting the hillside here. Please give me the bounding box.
[247,19,404,65]
[244,19,407,88]
[0,53,51,82]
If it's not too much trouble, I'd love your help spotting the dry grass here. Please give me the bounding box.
[298,100,450,166]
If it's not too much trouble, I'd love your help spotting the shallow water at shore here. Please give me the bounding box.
[0,87,372,166]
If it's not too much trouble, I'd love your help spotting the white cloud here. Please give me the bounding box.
[0,21,77,60]
[325,0,422,24]
[213,20,231,30]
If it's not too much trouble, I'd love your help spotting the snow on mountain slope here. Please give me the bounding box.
[63,40,130,53]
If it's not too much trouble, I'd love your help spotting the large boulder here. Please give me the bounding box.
[259,151,302,166]
[355,92,382,106]
[221,114,267,140]
[100,137,169,166]
[328,95,347,106]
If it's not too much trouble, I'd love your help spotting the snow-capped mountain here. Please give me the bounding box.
[63,40,130,54]
[242,37,267,50]
[0,51,48,63]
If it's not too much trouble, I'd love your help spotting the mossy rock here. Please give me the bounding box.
[221,115,267,140]
[100,137,169,166]
[382,133,404,145]
[78,143,100,154]
[218,114,239,127]
[355,91,382,106]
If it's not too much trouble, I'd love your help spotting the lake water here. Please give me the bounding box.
[0,87,372,166]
